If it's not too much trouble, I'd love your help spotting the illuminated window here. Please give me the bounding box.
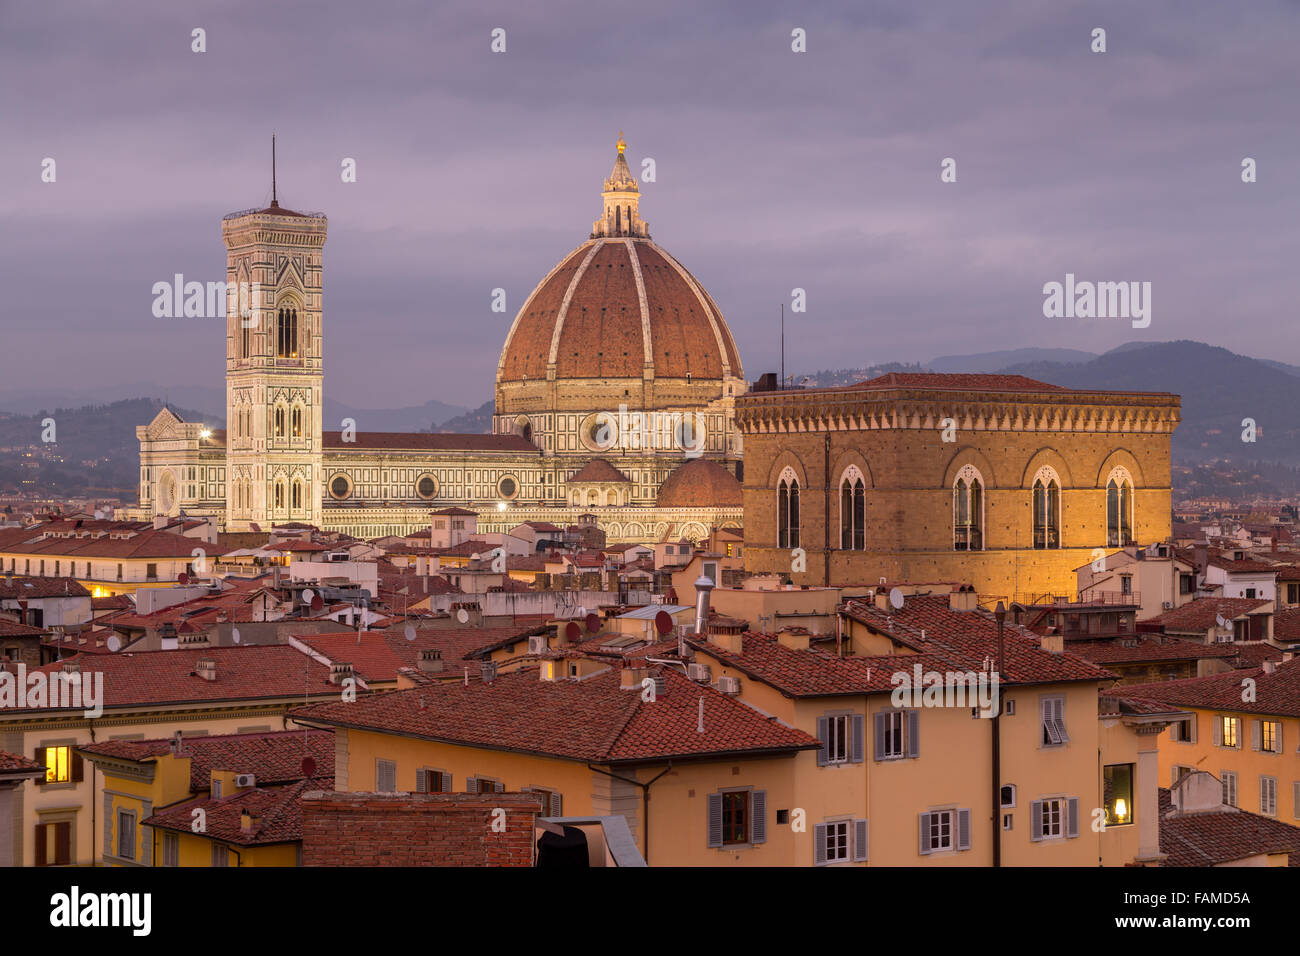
[291,406,302,437]
[1261,719,1282,754]
[1103,764,1134,826]
[1032,468,1061,549]
[277,307,299,358]
[1219,715,1240,749]
[42,745,71,783]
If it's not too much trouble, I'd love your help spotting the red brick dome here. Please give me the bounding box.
[498,237,741,384]
[656,459,743,508]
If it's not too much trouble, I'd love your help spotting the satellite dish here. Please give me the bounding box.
[456,608,470,624]
[889,587,906,610]
[231,627,241,645]
[585,612,601,633]
[1215,615,1227,628]
[301,756,317,778]
[106,635,122,652]
[311,594,324,611]
[302,588,315,605]
[404,623,416,642]
[654,610,674,636]
[177,573,189,585]
[565,621,581,641]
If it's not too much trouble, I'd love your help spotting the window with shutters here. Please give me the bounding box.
[1169,715,1196,743]
[1222,771,1238,807]
[1261,720,1282,754]
[36,743,81,788]
[116,810,136,861]
[1260,776,1278,816]
[919,808,971,853]
[34,819,73,866]
[526,786,564,817]
[212,843,229,867]
[876,709,913,760]
[163,831,179,867]
[415,768,451,793]
[1039,696,1068,747]
[1031,797,1079,841]
[706,788,765,850]
[824,714,851,764]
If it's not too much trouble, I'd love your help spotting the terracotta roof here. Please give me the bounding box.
[5,646,344,713]
[293,667,816,764]
[1276,608,1300,643]
[498,237,742,383]
[0,620,47,637]
[656,459,742,508]
[78,729,334,791]
[1145,598,1272,632]
[291,632,406,682]
[1159,788,1300,866]
[1119,658,1300,718]
[569,459,632,483]
[0,577,91,599]
[1064,635,1239,665]
[0,750,45,777]
[145,776,329,846]
[0,526,225,560]
[431,507,478,516]
[323,432,536,452]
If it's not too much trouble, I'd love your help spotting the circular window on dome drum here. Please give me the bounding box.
[580,412,617,452]
[415,473,439,500]
[497,475,519,500]
[329,474,352,500]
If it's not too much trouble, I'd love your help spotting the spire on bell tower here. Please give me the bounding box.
[592,133,649,239]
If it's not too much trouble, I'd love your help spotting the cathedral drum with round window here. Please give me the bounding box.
[415,473,439,501]
[329,473,352,501]
[497,475,519,500]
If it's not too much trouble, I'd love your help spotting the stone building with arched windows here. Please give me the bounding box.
[129,136,744,543]
[737,372,1180,605]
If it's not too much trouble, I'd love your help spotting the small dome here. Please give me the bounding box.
[656,459,742,508]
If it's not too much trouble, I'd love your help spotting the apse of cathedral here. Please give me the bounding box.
[130,136,745,543]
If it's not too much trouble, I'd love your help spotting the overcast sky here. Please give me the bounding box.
[2,0,1297,409]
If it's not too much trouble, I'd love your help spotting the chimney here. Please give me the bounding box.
[480,661,497,683]
[709,631,744,655]
[329,661,354,685]
[159,622,178,651]
[1041,634,1064,655]
[874,589,892,611]
[948,585,977,612]
[61,659,80,675]
[194,658,217,681]
[240,811,261,834]
[620,666,649,690]
[777,629,809,650]
[417,648,444,674]
[693,573,715,635]
[1262,660,1277,675]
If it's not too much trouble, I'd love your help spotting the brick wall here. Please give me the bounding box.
[300,791,544,866]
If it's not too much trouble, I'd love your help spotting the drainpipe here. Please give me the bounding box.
[823,436,831,587]
[992,602,1006,867]
[586,762,673,864]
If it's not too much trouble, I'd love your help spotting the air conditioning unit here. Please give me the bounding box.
[234,773,256,789]
[1162,601,1173,610]
[687,663,711,683]
[528,635,548,654]
[716,676,741,695]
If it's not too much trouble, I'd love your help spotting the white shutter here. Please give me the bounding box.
[956,809,971,850]
[493,780,505,793]
[918,813,931,855]
[466,776,478,793]
[1252,720,1262,751]
[814,823,828,865]
[1213,717,1223,747]
[853,818,869,862]
[1188,714,1198,743]
[550,792,563,817]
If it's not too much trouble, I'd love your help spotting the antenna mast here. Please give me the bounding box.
[271,134,278,207]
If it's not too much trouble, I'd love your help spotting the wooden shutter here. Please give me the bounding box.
[850,714,865,763]
[707,793,723,848]
[873,713,886,761]
[751,790,766,844]
[34,823,47,867]
[816,716,829,766]
[55,821,71,865]
[441,772,452,793]
[853,819,869,862]
[1188,715,1198,743]
[1066,797,1079,838]
[918,812,931,855]
[33,747,46,785]
[71,752,83,783]
[906,710,920,758]
[1029,800,1044,841]
[415,769,428,793]
[550,792,562,817]
[1293,782,1300,819]
[466,776,478,793]
[493,780,505,793]
[1213,717,1223,747]
[1260,777,1268,812]
[956,809,972,850]
[814,823,828,865]
[1252,720,1262,751]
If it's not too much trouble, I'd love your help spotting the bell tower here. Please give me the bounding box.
[222,140,328,531]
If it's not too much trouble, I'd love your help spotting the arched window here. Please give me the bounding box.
[777,467,800,550]
[273,481,285,510]
[291,405,303,438]
[1032,467,1061,550]
[277,307,299,358]
[953,465,984,551]
[839,465,865,550]
[274,406,286,438]
[1107,467,1134,547]
[291,479,303,511]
